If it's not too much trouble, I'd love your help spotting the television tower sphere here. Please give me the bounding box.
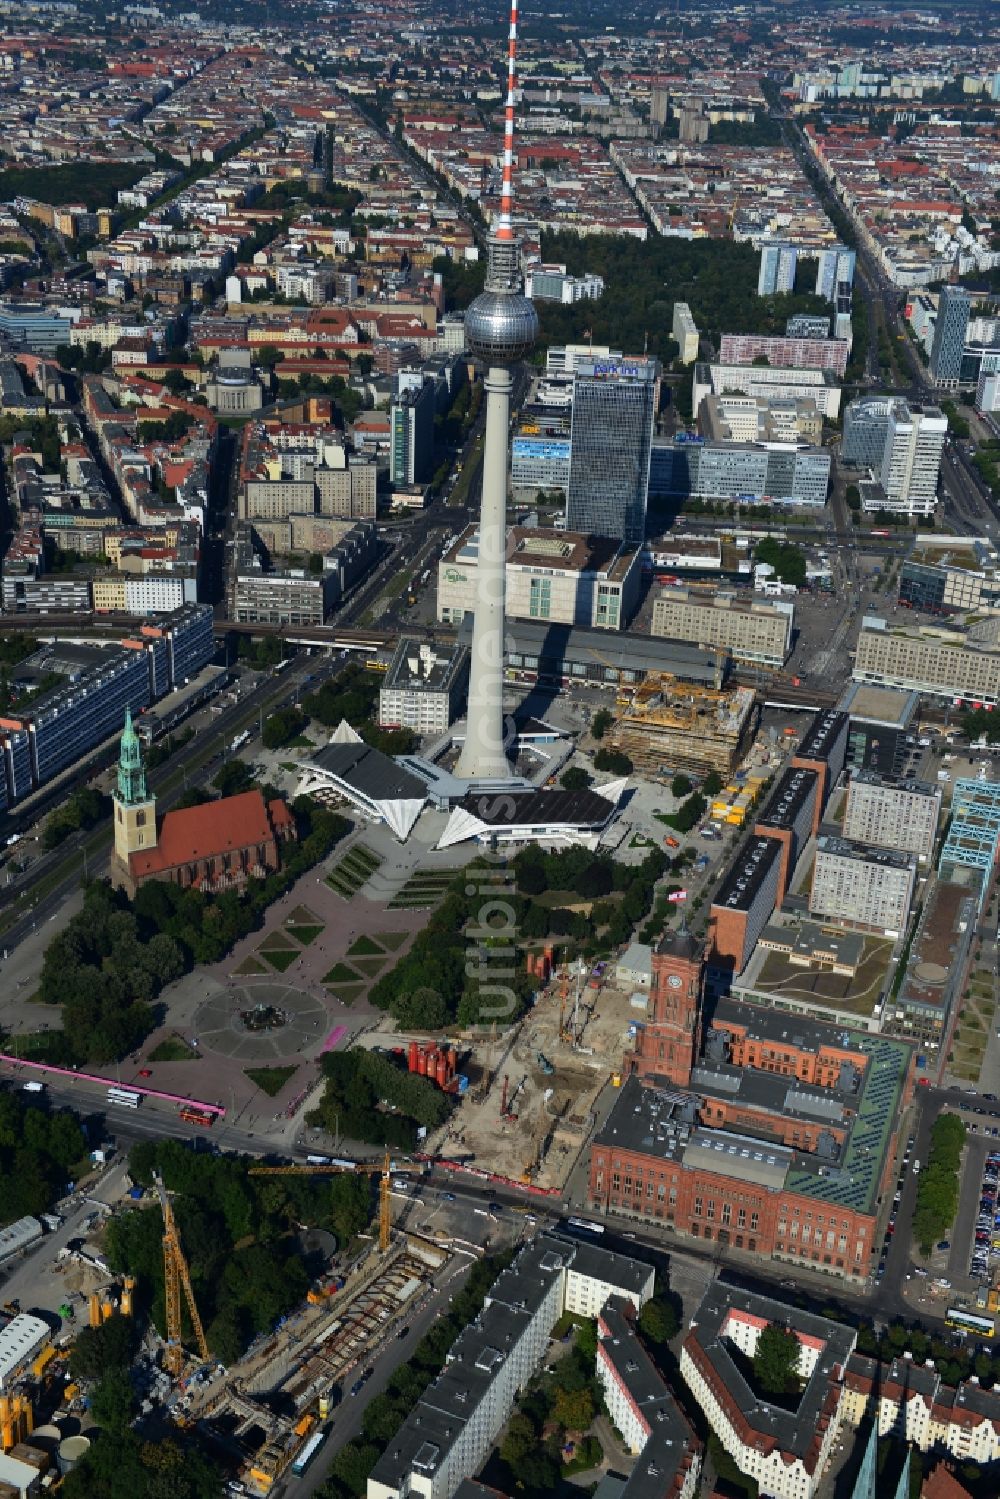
[465,233,538,366]
[465,286,539,367]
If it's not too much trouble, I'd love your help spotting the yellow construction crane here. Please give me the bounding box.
[248,1154,425,1253]
[153,1171,210,1377]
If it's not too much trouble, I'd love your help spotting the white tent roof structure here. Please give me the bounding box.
[438,777,627,850]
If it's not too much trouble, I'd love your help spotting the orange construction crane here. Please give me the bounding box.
[153,1171,210,1377]
[248,1155,425,1252]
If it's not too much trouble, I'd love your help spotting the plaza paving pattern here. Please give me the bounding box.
[193,980,329,1061]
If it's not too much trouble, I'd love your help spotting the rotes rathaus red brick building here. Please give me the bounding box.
[589,928,914,1285]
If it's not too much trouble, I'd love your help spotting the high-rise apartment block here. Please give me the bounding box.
[877,399,946,517]
[566,358,658,544]
[842,771,941,863]
[929,286,972,388]
[786,313,831,340]
[815,244,856,305]
[672,302,700,364]
[758,241,798,296]
[390,378,435,486]
[809,836,917,936]
[719,334,849,378]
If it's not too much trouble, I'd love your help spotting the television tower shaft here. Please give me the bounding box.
[454,0,538,782]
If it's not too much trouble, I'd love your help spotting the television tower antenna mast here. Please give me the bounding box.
[454,0,538,781]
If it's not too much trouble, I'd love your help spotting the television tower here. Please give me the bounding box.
[455,0,538,781]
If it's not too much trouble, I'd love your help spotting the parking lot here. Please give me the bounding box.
[968,1142,1000,1287]
[875,1128,916,1286]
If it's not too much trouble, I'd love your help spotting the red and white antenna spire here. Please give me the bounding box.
[496,0,520,243]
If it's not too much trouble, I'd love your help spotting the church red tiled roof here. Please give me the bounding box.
[129,789,287,879]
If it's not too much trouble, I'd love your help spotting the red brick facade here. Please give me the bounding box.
[791,753,829,834]
[587,1132,876,1279]
[627,932,702,1086]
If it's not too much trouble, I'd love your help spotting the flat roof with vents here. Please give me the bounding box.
[795,708,847,763]
[682,1129,791,1189]
[757,765,818,832]
[712,835,781,912]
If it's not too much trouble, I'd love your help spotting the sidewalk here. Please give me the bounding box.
[0,886,85,1032]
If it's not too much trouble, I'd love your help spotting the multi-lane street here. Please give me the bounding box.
[0,650,338,955]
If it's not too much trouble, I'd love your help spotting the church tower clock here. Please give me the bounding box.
[629,927,702,1086]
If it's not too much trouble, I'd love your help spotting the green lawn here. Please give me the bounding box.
[259,929,296,951]
[148,1037,199,1063]
[325,844,383,898]
[347,934,385,957]
[244,1065,298,1097]
[261,949,299,973]
[324,981,365,1005]
[349,957,385,977]
[233,955,267,976]
[287,925,323,945]
[375,931,409,951]
[322,961,363,984]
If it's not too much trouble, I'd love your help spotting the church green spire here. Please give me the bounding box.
[117,708,147,804]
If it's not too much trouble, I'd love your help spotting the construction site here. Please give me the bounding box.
[0,1151,471,1498]
[428,955,639,1194]
[607,674,758,779]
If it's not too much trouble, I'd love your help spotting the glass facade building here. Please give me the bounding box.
[842,396,891,468]
[566,358,659,544]
[654,439,830,508]
[929,286,972,387]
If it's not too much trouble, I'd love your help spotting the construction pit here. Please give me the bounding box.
[186,1235,451,1496]
[432,967,640,1192]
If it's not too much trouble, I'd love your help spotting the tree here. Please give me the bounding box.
[90,1367,136,1434]
[671,773,692,798]
[755,537,806,587]
[70,1314,136,1380]
[594,748,632,775]
[573,861,612,899]
[262,706,307,749]
[753,1323,801,1396]
[500,1412,536,1466]
[561,766,593,791]
[212,759,255,796]
[638,1296,679,1345]
[703,770,725,797]
[553,1385,595,1431]
[591,709,613,740]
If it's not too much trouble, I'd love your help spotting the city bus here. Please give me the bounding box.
[291,1430,326,1476]
[178,1107,214,1128]
[564,1217,605,1236]
[106,1087,141,1110]
[946,1308,995,1339]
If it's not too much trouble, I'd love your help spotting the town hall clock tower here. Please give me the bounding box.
[628,927,703,1086]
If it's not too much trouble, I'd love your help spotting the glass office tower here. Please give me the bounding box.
[929,285,972,388]
[565,358,659,544]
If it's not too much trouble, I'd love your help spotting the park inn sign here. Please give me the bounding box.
[444,568,469,584]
